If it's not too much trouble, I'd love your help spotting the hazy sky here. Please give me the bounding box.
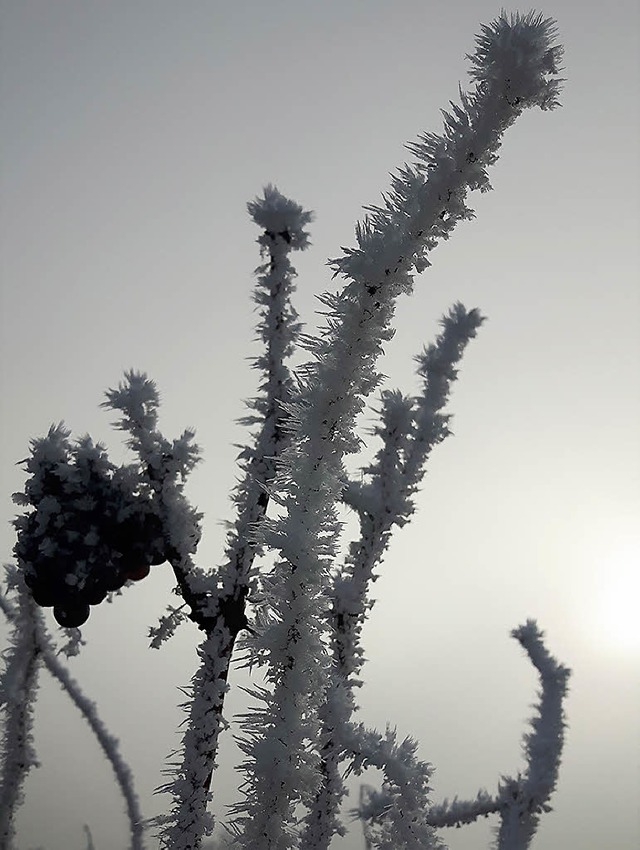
[1,2,638,849]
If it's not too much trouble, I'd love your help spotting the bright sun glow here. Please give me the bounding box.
[595,542,640,653]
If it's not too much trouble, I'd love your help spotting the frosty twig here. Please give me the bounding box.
[0,585,40,848]
[0,585,145,850]
[424,622,570,850]
[2,11,567,850]
[156,188,313,850]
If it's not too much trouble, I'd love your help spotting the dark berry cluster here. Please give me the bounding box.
[13,429,170,628]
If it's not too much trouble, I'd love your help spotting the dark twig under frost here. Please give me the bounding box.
[0,585,40,848]
[300,304,483,846]
[2,12,568,850]
[0,588,146,850]
[424,621,570,850]
[232,13,563,844]
[156,187,313,850]
[493,621,571,850]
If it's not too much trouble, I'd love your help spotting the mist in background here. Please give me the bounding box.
[1,1,638,848]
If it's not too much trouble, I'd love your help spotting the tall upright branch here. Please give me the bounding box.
[232,14,563,849]
[2,13,568,850]
[0,585,40,849]
[156,187,312,850]
[302,304,484,849]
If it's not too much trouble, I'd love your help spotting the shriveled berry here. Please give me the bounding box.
[124,563,150,582]
[86,584,108,605]
[103,568,126,592]
[31,585,58,607]
[54,602,90,628]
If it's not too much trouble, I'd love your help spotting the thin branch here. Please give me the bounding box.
[0,585,40,848]
[0,589,146,850]
[303,304,483,845]
[351,622,569,850]
[261,11,562,844]
[493,621,571,850]
[156,187,312,850]
[346,724,439,850]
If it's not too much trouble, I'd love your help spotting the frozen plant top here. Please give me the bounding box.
[329,10,563,289]
[247,184,315,251]
[467,11,564,108]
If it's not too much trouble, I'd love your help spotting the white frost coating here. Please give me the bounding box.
[299,304,483,849]
[426,789,499,829]
[247,183,313,252]
[423,621,570,848]
[331,304,484,686]
[232,12,563,849]
[149,605,188,649]
[0,584,40,849]
[222,184,311,608]
[512,621,571,800]
[0,586,146,850]
[298,679,352,850]
[103,369,204,604]
[57,626,87,658]
[330,13,562,286]
[493,621,571,850]
[156,187,312,850]
[346,725,441,850]
[153,630,231,848]
[3,13,570,850]
[232,251,408,850]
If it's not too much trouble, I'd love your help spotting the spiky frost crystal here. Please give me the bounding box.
[1,13,569,850]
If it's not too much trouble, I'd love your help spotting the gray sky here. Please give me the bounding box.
[1,1,638,849]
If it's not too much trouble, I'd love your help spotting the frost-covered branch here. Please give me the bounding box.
[303,304,483,846]
[329,5,563,697]
[493,621,571,850]
[297,677,352,850]
[329,12,562,287]
[156,187,312,850]
[101,371,204,623]
[232,12,562,849]
[346,725,440,850]
[348,623,569,850]
[2,12,568,850]
[149,605,189,650]
[220,185,311,612]
[303,304,483,847]
[334,303,484,683]
[0,584,146,850]
[424,621,569,848]
[208,185,312,619]
[152,629,231,847]
[404,302,486,501]
[230,236,409,850]
[513,621,570,804]
[0,581,40,849]
[426,790,500,829]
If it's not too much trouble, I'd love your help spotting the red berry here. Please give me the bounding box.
[124,563,150,582]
